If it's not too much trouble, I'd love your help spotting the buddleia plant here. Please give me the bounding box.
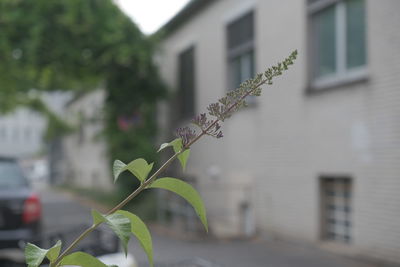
[25,50,297,267]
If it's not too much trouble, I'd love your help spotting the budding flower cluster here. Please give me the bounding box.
[264,50,297,85]
[176,50,297,145]
[192,113,223,138]
[175,126,197,147]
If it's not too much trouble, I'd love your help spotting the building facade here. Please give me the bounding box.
[59,89,112,191]
[0,92,70,158]
[157,0,400,264]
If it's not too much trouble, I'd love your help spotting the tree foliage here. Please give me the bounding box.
[0,0,166,191]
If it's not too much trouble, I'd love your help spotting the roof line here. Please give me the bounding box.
[154,0,215,38]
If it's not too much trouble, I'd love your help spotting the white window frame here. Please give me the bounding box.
[308,0,367,90]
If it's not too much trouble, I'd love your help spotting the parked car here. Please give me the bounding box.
[0,157,42,253]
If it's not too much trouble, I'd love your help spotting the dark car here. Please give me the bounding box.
[0,157,42,252]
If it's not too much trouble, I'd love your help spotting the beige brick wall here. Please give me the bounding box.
[158,0,400,263]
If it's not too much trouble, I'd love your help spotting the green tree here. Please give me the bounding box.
[0,0,166,192]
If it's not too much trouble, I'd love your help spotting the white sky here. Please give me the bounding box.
[115,0,191,35]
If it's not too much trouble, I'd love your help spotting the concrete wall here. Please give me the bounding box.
[158,0,400,263]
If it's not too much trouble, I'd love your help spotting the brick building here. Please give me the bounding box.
[156,0,400,264]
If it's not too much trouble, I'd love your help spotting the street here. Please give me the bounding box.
[39,186,380,267]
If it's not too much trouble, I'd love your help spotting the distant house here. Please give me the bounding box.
[59,89,112,191]
[0,109,46,158]
[157,0,400,264]
[0,92,71,184]
[0,92,70,158]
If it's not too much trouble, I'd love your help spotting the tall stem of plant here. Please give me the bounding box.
[52,78,268,267]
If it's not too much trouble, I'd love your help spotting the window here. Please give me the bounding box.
[226,11,255,92]
[320,177,352,243]
[309,0,366,88]
[178,46,195,120]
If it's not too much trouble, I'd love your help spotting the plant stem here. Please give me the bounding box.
[52,78,268,267]
[52,223,99,266]
[52,152,180,266]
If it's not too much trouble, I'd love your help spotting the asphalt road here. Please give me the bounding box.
[38,186,381,267]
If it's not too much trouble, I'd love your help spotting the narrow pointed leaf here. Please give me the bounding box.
[91,210,131,255]
[59,252,108,267]
[170,138,182,150]
[46,240,62,262]
[149,178,207,231]
[157,138,190,170]
[157,142,170,152]
[171,138,190,170]
[126,158,154,182]
[113,160,127,182]
[177,149,190,170]
[170,138,182,152]
[157,138,181,153]
[117,210,153,267]
[25,240,63,267]
[91,209,105,224]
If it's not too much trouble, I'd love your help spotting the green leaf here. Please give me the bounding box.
[25,243,47,267]
[91,210,131,255]
[113,158,154,183]
[59,252,107,267]
[25,240,62,267]
[113,159,127,182]
[157,138,190,170]
[157,138,181,152]
[157,142,171,152]
[149,178,207,232]
[177,149,190,170]
[170,138,190,171]
[170,138,182,151]
[46,240,62,262]
[116,211,153,267]
[126,158,154,182]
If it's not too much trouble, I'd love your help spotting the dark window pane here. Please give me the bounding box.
[312,4,336,77]
[178,46,195,119]
[227,12,254,49]
[240,50,254,82]
[227,11,255,100]
[229,56,242,89]
[346,0,366,69]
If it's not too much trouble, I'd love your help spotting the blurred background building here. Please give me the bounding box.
[0,92,70,158]
[156,0,400,264]
[0,92,71,183]
[57,89,112,191]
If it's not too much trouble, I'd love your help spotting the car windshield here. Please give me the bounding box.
[0,161,28,189]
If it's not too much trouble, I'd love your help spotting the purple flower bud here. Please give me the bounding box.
[175,126,197,146]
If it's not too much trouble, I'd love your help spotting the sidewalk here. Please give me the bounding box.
[129,225,380,267]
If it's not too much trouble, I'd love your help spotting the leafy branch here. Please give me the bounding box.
[25,50,297,267]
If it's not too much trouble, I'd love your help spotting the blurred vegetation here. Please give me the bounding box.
[0,0,166,194]
[57,184,158,221]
